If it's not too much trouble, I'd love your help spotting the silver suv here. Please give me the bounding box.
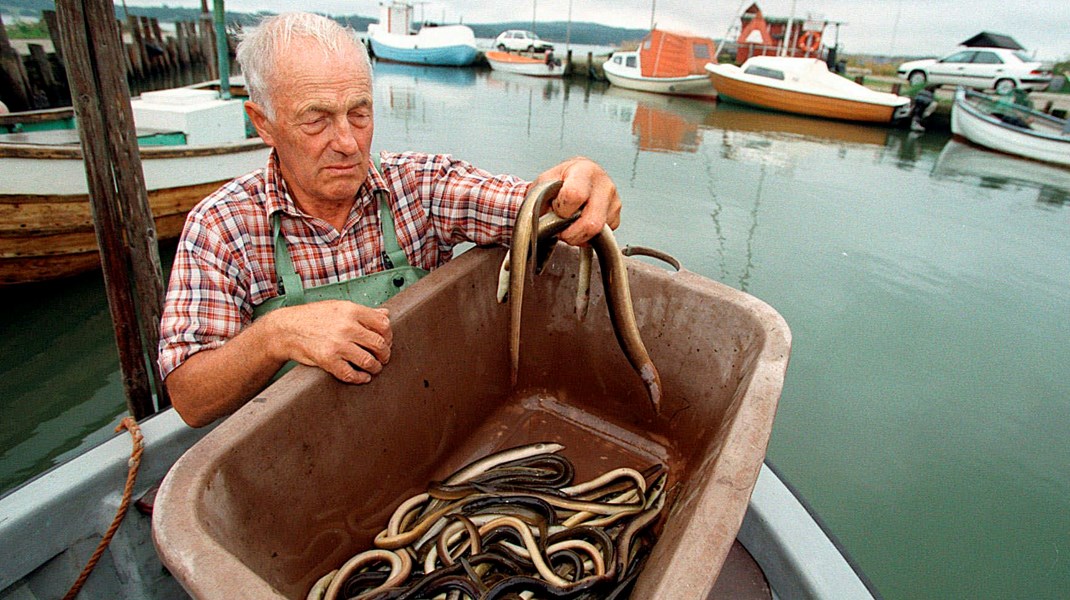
[494,30,554,53]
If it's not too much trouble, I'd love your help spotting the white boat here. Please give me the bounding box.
[367,2,478,67]
[602,29,719,100]
[706,56,913,123]
[485,50,567,78]
[0,247,876,599]
[950,87,1070,167]
[0,87,270,285]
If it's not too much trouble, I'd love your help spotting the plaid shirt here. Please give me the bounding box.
[158,150,529,379]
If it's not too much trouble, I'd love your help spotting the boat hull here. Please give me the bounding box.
[485,50,566,77]
[369,25,479,67]
[950,88,1070,167]
[153,245,792,599]
[710,70,899,122]
[706,58,913,124]
[0,140,270,285]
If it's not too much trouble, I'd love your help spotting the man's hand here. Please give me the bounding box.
[166,300,392,427]
[271,300,392,383]
[532,157,621,246]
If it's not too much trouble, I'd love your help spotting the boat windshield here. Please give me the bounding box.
[744,65,785,80]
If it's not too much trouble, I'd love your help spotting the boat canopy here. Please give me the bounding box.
[639,29,718,78]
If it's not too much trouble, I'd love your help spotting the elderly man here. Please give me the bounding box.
[158,12,622,427]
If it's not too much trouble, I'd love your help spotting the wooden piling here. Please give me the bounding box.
[0,13,33,111]
[54,0,170,417]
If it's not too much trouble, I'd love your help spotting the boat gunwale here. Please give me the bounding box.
[0,136,268,160]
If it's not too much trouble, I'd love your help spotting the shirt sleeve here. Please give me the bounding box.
[157,203,253,380]
[390,152,530,248]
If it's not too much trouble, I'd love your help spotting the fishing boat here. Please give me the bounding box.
[706,56,913,123]
[366,2,478,67]
[950,87,1070,167]
[0,87,270,286]
[602,29,719,99]
[0,244,876,599]
[485,50,567,78]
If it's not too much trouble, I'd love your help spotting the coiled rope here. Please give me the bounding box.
[63,416,144,600]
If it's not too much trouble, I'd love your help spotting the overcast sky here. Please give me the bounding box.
[124,0,1069,60]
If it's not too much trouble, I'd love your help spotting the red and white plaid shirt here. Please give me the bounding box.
[158,150,529,378]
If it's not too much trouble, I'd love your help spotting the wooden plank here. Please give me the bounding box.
[126,15,145,77]
[54,0,169,416]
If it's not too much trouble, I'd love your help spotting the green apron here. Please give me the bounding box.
[251,170,428,376]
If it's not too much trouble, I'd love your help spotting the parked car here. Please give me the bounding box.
[495,30,554,53]
[897,47,1053,94]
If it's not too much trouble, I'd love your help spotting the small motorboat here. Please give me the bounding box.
[950,87,1070,167]
[485,50,567,78]
[706,56,913,123]
[367,2,478,67]
[602,29,719,100]
[0,245,876,599]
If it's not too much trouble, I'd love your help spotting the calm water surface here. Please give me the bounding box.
[2,62,1068,599]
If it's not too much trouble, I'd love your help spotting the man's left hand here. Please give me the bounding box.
[532,157,621,246]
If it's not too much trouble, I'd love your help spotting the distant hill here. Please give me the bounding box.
[1,1,646,47]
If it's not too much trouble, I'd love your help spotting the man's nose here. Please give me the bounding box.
[331,118,359,153]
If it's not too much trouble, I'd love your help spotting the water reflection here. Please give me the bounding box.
[932,139,1070,208]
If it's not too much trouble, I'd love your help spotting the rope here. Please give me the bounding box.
[63,416,145,600]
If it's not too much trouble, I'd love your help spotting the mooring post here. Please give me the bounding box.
[0,13,34,111]
[54,0,171,418]
[213,0,230,99]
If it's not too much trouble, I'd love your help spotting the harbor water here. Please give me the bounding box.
[1,61,1068,599]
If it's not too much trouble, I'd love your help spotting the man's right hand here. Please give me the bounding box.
[165,300,392,427]
[269,300,392,383]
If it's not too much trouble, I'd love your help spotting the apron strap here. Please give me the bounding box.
[378,190,409,270]
[270,212,305,305]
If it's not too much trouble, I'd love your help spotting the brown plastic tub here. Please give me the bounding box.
[153,245,791,599]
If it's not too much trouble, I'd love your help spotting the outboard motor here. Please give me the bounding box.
[909,87,938,131]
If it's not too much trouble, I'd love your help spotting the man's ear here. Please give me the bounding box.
[245,101,276,147]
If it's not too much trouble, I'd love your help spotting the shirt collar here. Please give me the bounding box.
[262,149,386,221]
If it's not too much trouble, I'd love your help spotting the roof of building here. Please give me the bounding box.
[960,32,1024,50]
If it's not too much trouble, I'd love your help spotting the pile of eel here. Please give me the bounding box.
[307,442,669,600]
[497,181,663,415]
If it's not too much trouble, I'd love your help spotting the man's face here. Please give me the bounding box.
[247,38,374,211]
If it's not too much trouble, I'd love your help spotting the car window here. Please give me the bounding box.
[972,52,1003,64]
[940,51,974,64]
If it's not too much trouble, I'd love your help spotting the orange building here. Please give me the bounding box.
[735,3,826,63]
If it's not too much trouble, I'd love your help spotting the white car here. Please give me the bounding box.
[494,30,554,53]
[897,47,1052,94]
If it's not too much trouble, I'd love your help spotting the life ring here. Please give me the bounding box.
[797,31,820,53]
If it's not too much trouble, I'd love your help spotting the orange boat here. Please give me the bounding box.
[706,56,913,123]
[485,50,567,78]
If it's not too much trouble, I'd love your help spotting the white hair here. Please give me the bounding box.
[236,12,371,119]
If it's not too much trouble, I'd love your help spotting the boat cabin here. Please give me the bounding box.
[636,29,717,77]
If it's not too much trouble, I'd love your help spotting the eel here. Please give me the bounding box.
[500,182,662,413]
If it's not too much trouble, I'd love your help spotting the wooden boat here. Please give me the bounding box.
[0,89,270,286]
[0,245,875,599]
[950,87,1070,167]
[706,56,913,123]
[367,2,478,67]
[485,50,567,78]
[603,29,719,99]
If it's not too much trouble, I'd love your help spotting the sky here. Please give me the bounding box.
[122,0,1069,61]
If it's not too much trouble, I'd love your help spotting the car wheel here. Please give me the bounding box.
[497,44,506,51]
[908,71,927,87]
[994,78,1016,95]
[527,45,535,52]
